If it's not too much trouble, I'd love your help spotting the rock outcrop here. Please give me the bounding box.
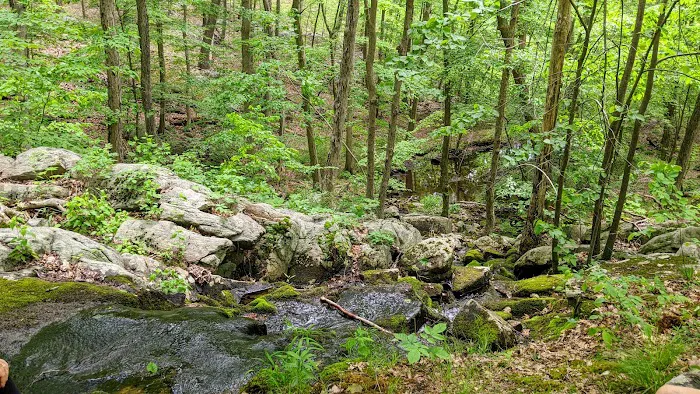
[640,227,700,254]
[402,214,452,236]
[400,235,461,282]
[0,147,81,180]
[452,299,517,349]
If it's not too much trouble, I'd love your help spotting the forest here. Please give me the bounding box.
[0,0,699,392]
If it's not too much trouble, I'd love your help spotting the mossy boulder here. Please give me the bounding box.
[523,313,576,341]
[512,275,565,297]
[463,249,484,263]
[399,235,461,282]
[248,297,277,313]
[355,244,393,270]
[451,266,490,297]
[640,226,700,254]
[362,268,400,284]
[513,246,553,279]
[397,276,443,307]
[484,297,558,318]
[402,214,452,236]
[266,284,300,300]
[451,299,516,349]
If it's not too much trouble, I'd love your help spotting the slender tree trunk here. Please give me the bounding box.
[199,0,221,69]
[365,0,378,198]
[439,0,451,218]
[241,0,254,74]
[221,0,228,43]
[486,0,519,232]
[274,0,280,36]
[519,0,571,253]
[157,19,166,134]
[136,0,155,136]
[588,0,647,260]
[312,4,321,47]
[407,2,431,133]
[8,0,29,60]
[675,93,700,189]
[670,87,691,161]
[603,0,671,259]
[344,121,355,173]
[552,0,598,269]
[659,101,676,161]
[377,0,414,216]
[293,0,320,188]
[100,0,125,160]
[322,0,360,191]
[182,5,193,126]
[117,5,142,138]
[81,0,87,18]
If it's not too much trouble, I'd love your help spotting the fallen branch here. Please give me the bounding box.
[320,296,394,335]
[16,199,66,212]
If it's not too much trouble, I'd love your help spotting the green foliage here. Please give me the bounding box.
[419,194,442,215]
[146,362,158,375]
[148,269,189,295]
[533,220,576,272]
[343,328,376,360]
[63,192,128,239]
[6,225,38,269]
[641,161,699,222]
[128,136,171,165]
[394,323,450,364]
[70,145,117,181]
[615,338,686,393]
[113,169,161,215]
[367,230,395,247]
[256,331,324,393]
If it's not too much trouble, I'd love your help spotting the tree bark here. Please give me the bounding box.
[519,0,571,253]
[293,0,321,188]
[182,5,193,126]
[588,0,647,260]
[365,0,378,198]
[552,0,598,269]
[376,0,414,216]
[241,0,254,74]
[603,0,671,260]
[81,0,87,18]
[659,101,676,161]
[439,0,451,218]
[157,18,166,134]
[486,0,519,232]
[199,0,221,69]
[116,4,142,138]
[322,0,360,191]
[675,93,700,189]
[100,0,126,160]
[136,0,155,136]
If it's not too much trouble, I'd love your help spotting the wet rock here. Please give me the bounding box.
[451,266,490,297]
[400,235,461,282]
[115,219,232,267]
[336,284,425,332]
[1,147,81,180]
[0,182,70,202]
[640,227,700,254]
[451,299,516,349]
[513,245,552,279]
[356,244,393,270]
[160,202,264,246]
[363,218,422,250]
[402,214,452,236]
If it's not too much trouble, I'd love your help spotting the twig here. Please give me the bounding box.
[320,296,394,335]
[16,199,66,212]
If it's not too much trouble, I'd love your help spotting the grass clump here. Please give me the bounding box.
[615,338,686,393]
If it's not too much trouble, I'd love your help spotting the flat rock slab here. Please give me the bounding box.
[1,147,81,181]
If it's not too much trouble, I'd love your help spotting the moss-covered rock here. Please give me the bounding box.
[362,268,400,284]
[266,284,300,300]
[463,249,484,263]
[397,276,442,307]
[523,313,576,341]
[484,297,559,318]
[514,246,553,278]
[319,361,352,382]
[494,310,512,320]
[512,275,565,297]
[0,278,136,315]
[248,297,277,313]
[451,266,490,297]
[451,299,516,350]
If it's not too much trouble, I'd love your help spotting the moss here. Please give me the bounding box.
[484,297,559,318]
[105,275,136,288]
[266,284,300,300]
[248,297,277,313]
[196,294,222,307]
[466,260,481,267]
[494,311,512,320]
[215,307,241,318]
[507,374,566,393]
[464,249,484,262]
[0,278,136,315]
[398,276,442,308]
[362,269,399,284]
[319,361,351,382]
[376,314,409,332]
[452,266,488,295]
[523,314,576,341]
[220,290,237,307]
[454,315,500,349]
[512,275,565,297]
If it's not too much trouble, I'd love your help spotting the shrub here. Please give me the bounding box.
[6,225,38,268]
[63,192,129,239]
[368,230,395,247]
[148,268,189,295]
[255,331,324,393]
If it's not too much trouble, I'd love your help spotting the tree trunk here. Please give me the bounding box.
[136,0,155,136]
[157,19,166,134]
[81,0,87,18]
[100,0,125,160]
[8,0,29,59]
[344,121,355,173]
[552,0,598,269]
[486,0,519,232]
[439,0,451,218]
[182,5,193,126]
[293,0,321,188]
[675,93,700,188]
[407,2,431,133]
[588,0,647,260]
[603,0,671,260]
[221,0,228,43]
[365,0,378,198]
[376,0,414,216]
[117,5,142,138]
[322,0,360,191]
[275,0,280,36]
[199,0,221,69]
[519,0,571,253]
[312,4,321,47]
[659,101,676,161]
[241,0,254,74]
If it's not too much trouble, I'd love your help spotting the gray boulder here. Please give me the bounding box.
[0,182,70,202]
[363,218,422,250]
[473,234,516,258]
[513,246,552,279]
[402,214,452,236]
[355,244,393,270]
[676,242,700,260]
[160,202,264,246]
[451,299,517,349]
[640,227,700,254]
[1,147,81,180]
[115,219,232,267]
[452,266,491,297]
[400,235,461,282]
[0,155,13,175]
[659,371,700,391]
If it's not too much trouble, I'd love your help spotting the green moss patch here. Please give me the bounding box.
[523,313,577,341]
[0,278,136,315]
[248,297,277,313]
[266,284,300,300]
[512,275,565,297]
[398,276,442,308]
[484,297,560,318]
